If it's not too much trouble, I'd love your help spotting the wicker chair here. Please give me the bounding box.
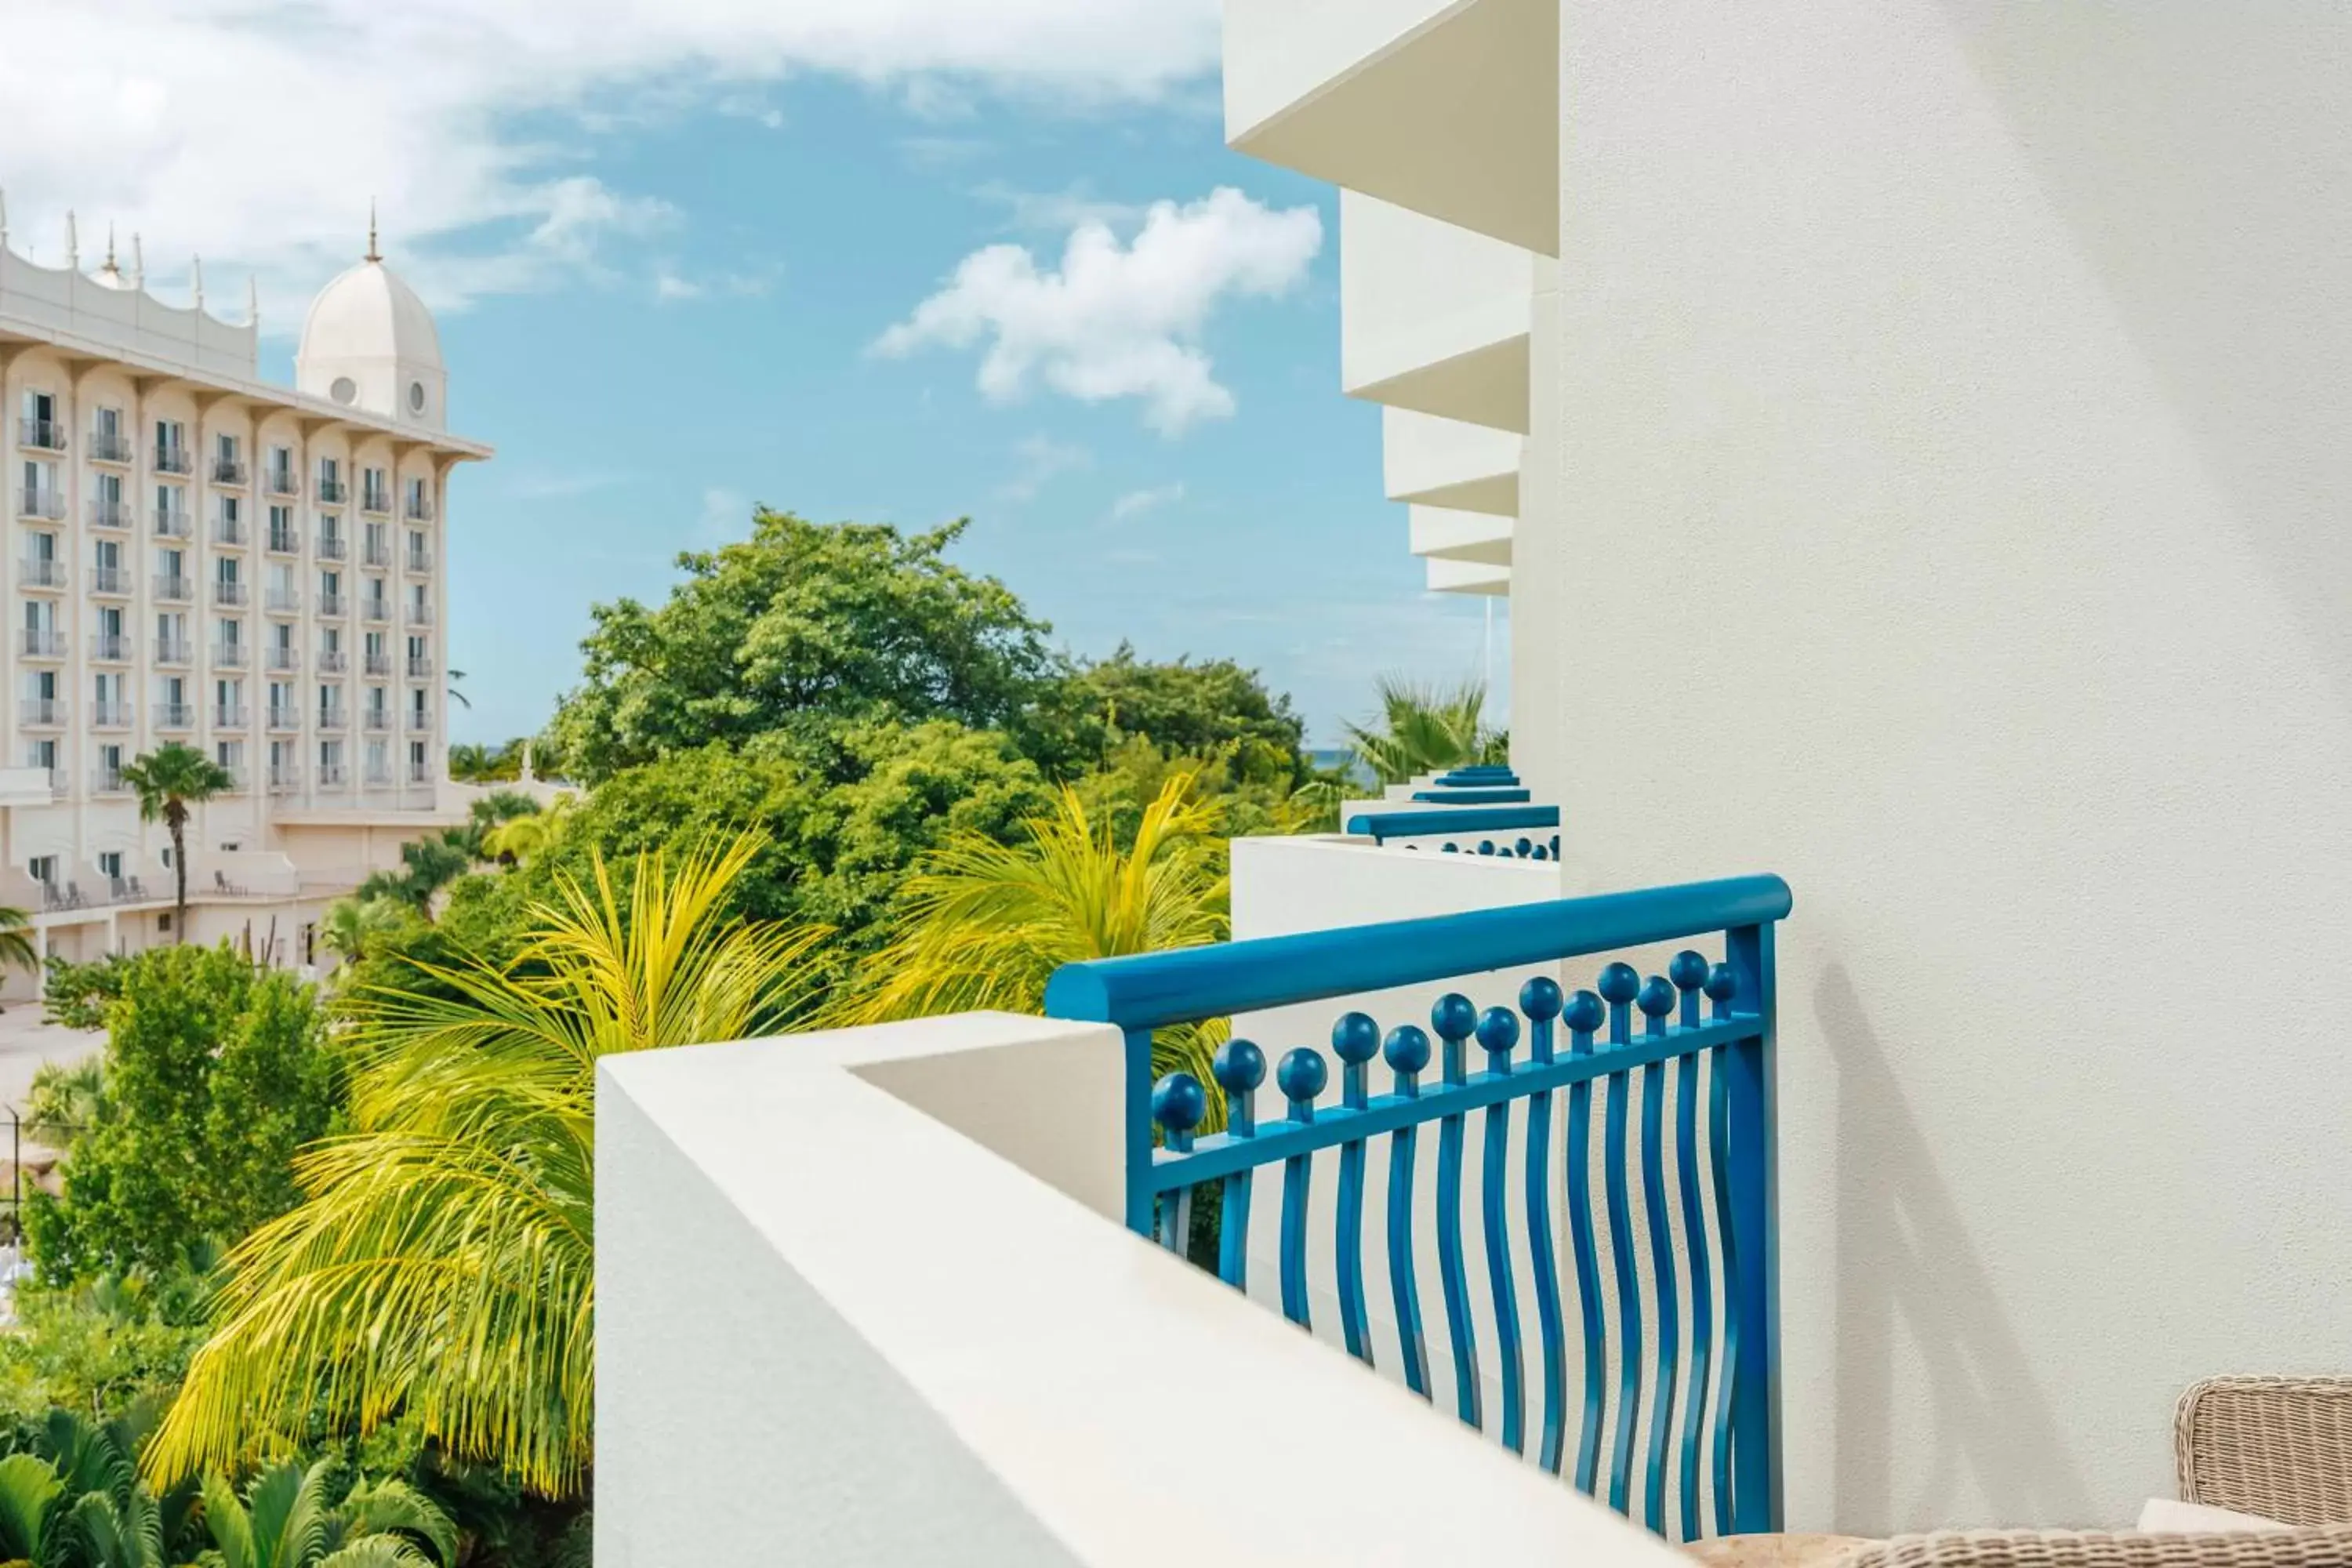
[1843,1377,2352,1567]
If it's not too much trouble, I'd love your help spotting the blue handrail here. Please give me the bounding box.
[1410,787,1532,804]
[1346,804,1560,843]
[1438,765,1516,782]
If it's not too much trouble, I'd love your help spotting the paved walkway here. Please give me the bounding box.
[0,1006,103,1117]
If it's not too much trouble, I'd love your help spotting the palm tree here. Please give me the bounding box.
[1343,676,1506,786]
[198,1459,456,1568]
[832,772,1232,1126]
[480,793,576,865]
[148,834,827,1497]
[318,896,406,971]
[0,1410,203,1567]
[0,903,36,987]
[120,742,234,942]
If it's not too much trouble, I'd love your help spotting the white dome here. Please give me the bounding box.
[297,258,441,370]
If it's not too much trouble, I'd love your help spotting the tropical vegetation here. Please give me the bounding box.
[1343,676,1508,784]
[118,745,234,941]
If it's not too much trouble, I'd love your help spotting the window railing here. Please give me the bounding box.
[18,630,64,659]
[365,762,394,786]
[154,446,193,476]
[265,646,301,671]
[362,540,392,568]
[362,598,390,623]
[316,477,348,504]
[405,547,433,574]
[89,430,132,465]
[318,592,347,617]
[1043,873,1794,1544]
[154,637,192,665]
[318,763,348,787]
[16,418,64,452]
[87,499,129,529]
[267,527,299,554]
[318,649,348,673]
[155,702,194,728]
[267,764,302,791]
[266,588,302,614]
[90,566,131,596]
[407,760,434,784]
[212,580,249,607]
[18,557,65,588]
[19,699,64,727]
[91,768,129,796]
[405,604,434,626]
[267,706,299,731]
[90,701,131,728]
[89,633,130,662]
[267,470,300,498]
[405,495,435,522]
[317,708,347,731]
[361,486,391,516]
[406,707,434,731]
[213,704,247,728]
[364,653,392,677]
[16,487,64,521]
[405,655,434,680]
[154,506,191,538]
[153,574,192,602]
[214,516,248,546]
[212,457,249,485]
[317,535,347,561]
[362,710,390,731]
[212,644,248,670]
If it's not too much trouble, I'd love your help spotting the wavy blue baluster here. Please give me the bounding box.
[1520,977,1569,1475]
[1563,988,1608,1495]
[1599,960,1646,1515]
[1477,1004,1526,1454]
[1670,951,1716,1541]
[1385,1025,1433,1399]
[1704,961,1740,1534]
[1432,993,1483,1431]
[1637,976,1682,1534]
[1276,1047,1327,1328]
[1212,1039,1265,1289]
[1150,1073,1207,1255]
[1331,1012,1381,1366]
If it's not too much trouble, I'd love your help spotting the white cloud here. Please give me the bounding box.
[653,265,779,304]
[873,187,1323,436]
[999,435,1090,503]
[0,0,1218,321]
[696,487,751,545]
[1109,483,1185,521]
[971,182,1145,234]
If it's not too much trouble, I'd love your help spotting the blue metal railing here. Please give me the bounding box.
[1410,786,1533,804]
[1436,766,1519,786]
[1347,804,1560,844]
[1045,874,1789,1541]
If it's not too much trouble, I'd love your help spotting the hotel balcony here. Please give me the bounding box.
[405,547,433,574]
[19,699,64,728]
[267,706,299,732]
[16,486,64,521]
[265,588,301,615]
[154,506,191,539]
[363,652,390,678]
[212,579,249,607]
[1224,0,1556,255]
[318,762,348,788]
[212,456,249,486]
[318,592,347,617]
[317,534,349,562]
[265,645,301,672]
[153,574,191,603]
[361,486,391,517]
[267,764,301,793]
[317,707,347,732]
[218,766,249,793]
[89,767,127,797]
[267,526,299,554]
[154,446,193,477]
[405,759,433,784]
[89,633,130,662]
[362,539,392,569]
[89,701,130,728]
[266,470,299,499]
[318,648,348,673]
[19,630,64,659]
[406,655,434,680]
[86,498,130,529]
[90,566,132,597]
[362,598,390,623]
[88,430,132,465]
[16,417,65,453]
[362,710,390,732]
[18,557,65,590]
[405,707,433,731]
[316,477,348,505]
[154,702,193,729]
[1385,407,1520,517]
[212,703,247,728]
[212,644,248,670]
[405,603,434,626]
[214,515,249,547]
[365,761,393,786]
[405,495,435,522]
[1341,194,1535,434]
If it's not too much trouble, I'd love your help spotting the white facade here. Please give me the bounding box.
[0,214,489,980]
[1223,0,2352,1541]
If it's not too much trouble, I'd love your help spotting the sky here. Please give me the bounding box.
[0,0,1508,746]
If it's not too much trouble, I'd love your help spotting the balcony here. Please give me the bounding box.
[91,767,128,796]
[89,633,130,662]
[89,566,132,597]
[18,630,64,659]
[1341,194,1535,433]
[405,494,435,522]
[90,702,130,728]
[19,699,64,728]
[318,649,348,673]
[318,592,347,617]
[266,470,299,498]
[219,766,249,792]
[362,598,390,623]
[154,446,194,477]
[88,429,132,465]
[212,580,249,607]
[405,655,434,680]
[317,535,347,561]
[361,486,391,517]
[364,653,391,677]
[265,587,302,615]
[154,702,193,729]
[213,704,247,728]
[212,644,248,670]
[18,557,65,590]
[405,603,434,626]
[316,477,348,505]
[214,516,249,547]
[267,527,299,554]
[212,457,249,486]
[267,764,302,793]
[87,499,130,529]
[153,573,192,602]
[44,771,67,801]
[317,708,347,732]
[362,710,390,731]
[365,762,393,786]
[405,760,432,784]
[154,636,192,666]
[267,706,300,731]
[265,645,301,672]
[405,708,434,733]
[318,763,348,788]
[405,547,433,574]
[153,506,191,539]
[362,539,392,568]
[16,418,64,453]
[16,487,64,521]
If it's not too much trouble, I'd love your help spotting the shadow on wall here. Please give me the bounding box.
[1816,964,2092,1534]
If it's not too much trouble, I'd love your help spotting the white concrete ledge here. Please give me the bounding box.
[1385,407,1523,515]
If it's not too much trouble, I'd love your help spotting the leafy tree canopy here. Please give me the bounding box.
[544,510,1057,783]
[1025,642,1307,782]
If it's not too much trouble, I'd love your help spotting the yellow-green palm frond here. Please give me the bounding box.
[147,834,822,1500]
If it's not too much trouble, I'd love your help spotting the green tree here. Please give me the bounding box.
[0,1410,205,1568]
[118,744,234,942]
[198,1460,456,1568]
[150,837,826,1497]
[478,794,575,865]
[24,946,340,1283]
[546,510,1056,782]
[318,898,405,971]
[1344,677,1507,785]
[1028,643,1308,781]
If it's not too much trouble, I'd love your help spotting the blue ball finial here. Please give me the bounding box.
[1637,976,1675,1018]
[1669,949,1709,993]
[1477,840,1496,856]
[1213,1037,1266,1094]
[1443,842,1459,854]
[1563,989,1606,1033]
[1384,1024,1432,1075]
[1330,1011,1381,1064]
[1152,1072,1207,1133]
[1519,975,1564,1021]
[1430,993,1477,1041]
[1704,964,1737,1004]
[1475,1006,1520,1055]
[1276,1047,1328,1104]
[1515,837,1532,858]
[1599,961,1642,1004]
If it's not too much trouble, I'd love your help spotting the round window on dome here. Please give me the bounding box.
[329,376,358,405]
[408,382,426,415]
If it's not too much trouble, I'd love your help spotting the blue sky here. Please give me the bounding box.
[9,5,1508,747]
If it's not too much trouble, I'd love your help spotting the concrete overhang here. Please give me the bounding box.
[1425,556,1512,597]
[1385,408,1521,515]
[1341,194,1534,431]
[1410,504,1513,566]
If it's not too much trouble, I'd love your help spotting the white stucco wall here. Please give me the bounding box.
[1532,0,2352,1536]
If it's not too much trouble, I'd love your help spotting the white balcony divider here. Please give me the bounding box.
[598,1012,1684,1567]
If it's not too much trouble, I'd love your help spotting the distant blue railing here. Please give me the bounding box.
[1045,874,1790,1541]
[1410,787,1533,804]
[1436,765,1519,786]
[1347,804,1560,844]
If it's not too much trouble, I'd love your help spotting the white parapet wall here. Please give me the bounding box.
[597,1010,1686,1568]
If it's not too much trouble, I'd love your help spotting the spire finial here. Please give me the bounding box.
[104,223,116,266]
[365,199,380,263]
[191,253,204,310]
[1,188,10,252]
[65,210,78,269]
[130,234,144,289]
[247,274,260,330]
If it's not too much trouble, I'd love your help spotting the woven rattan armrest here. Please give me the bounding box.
[1842,1527,2352,1567]
[2175,1377,2352,1527]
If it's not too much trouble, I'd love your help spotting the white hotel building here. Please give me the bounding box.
[0,213,487,984]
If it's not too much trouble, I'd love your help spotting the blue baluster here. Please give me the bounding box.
[1443,841,1460,854]
[1385,1024,1433,1399]
[1599,960,1645,1515]
[1478,840,1497,856]
[1432,992,1483,1431]
[1477,1004,1526,1454]
[1722,925,1780,1534]
[1563,988,1609,1496]
[1520,977,1569,1475]
[1670,951,1716,1541]
[1212,1039,1265,1289]
[1331,1011,1381,1366]
[1637,975,1681,1534]
[1276,1047,1327,1329]
[1150,1073,1207,1255]
[1704,961,1739,1533]
[1515,837,1533,858]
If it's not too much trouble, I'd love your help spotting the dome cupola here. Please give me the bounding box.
[294,211,446,428]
